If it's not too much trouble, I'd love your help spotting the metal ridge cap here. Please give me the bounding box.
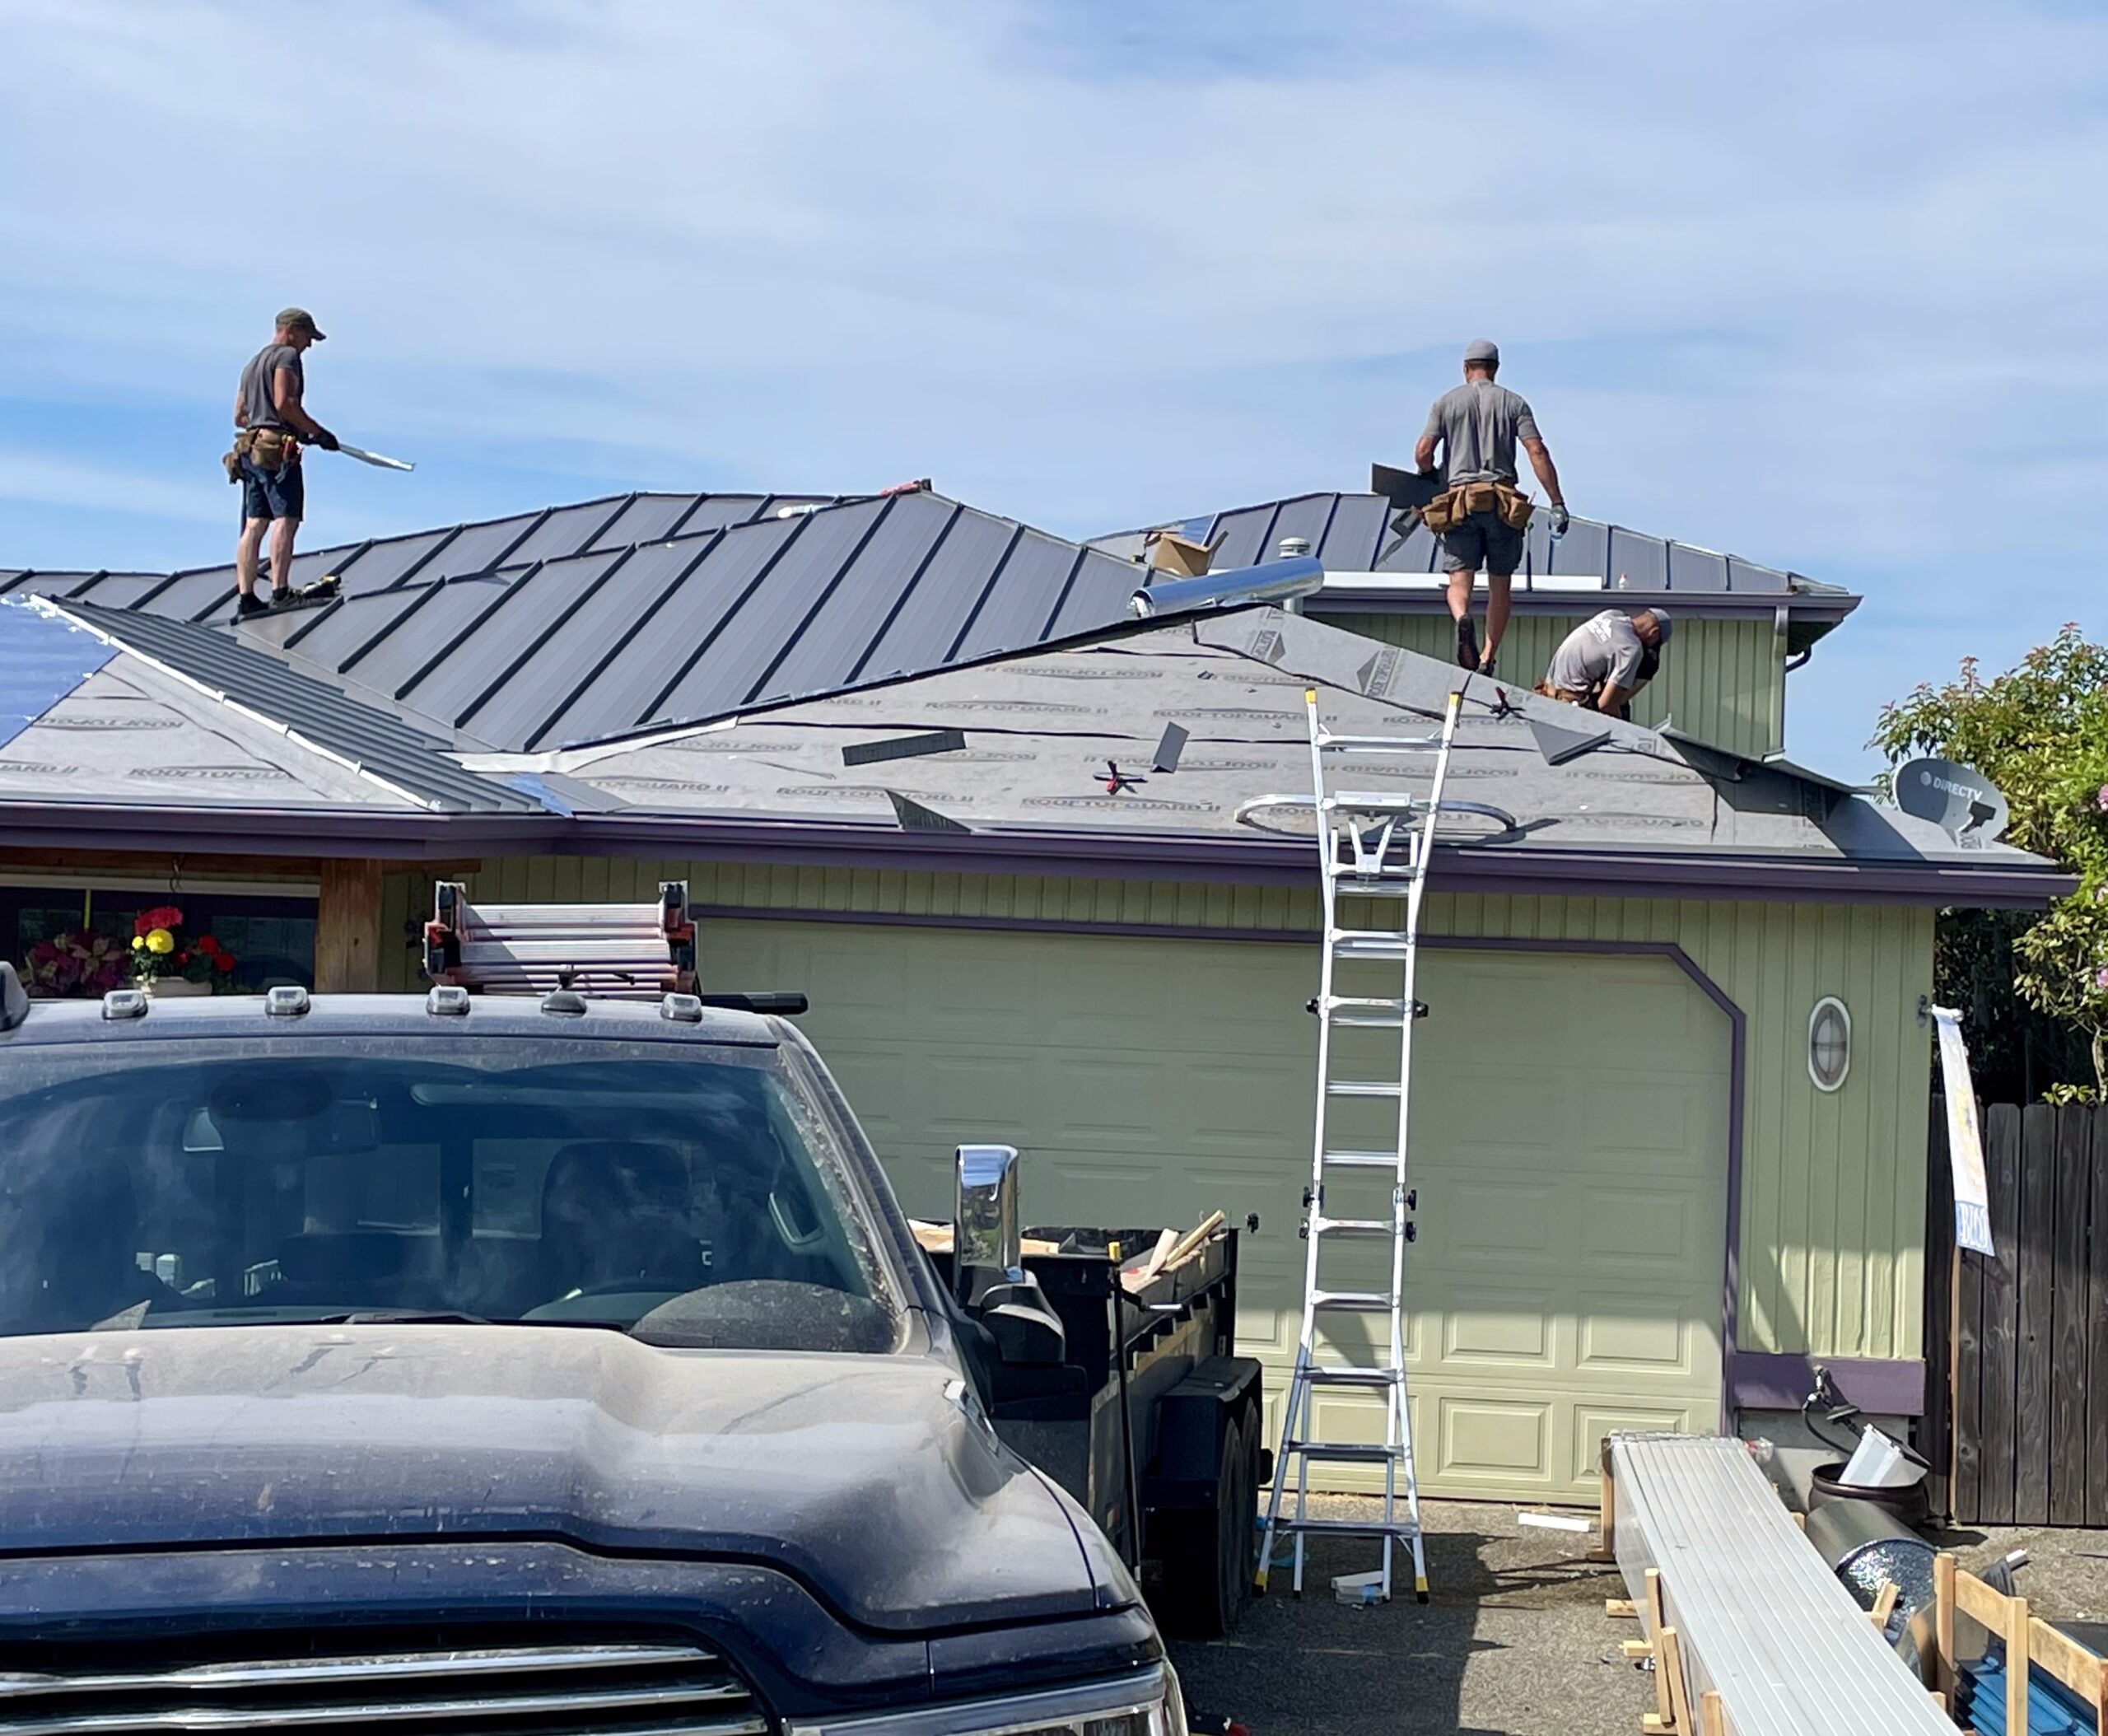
[1307,586,1858,618]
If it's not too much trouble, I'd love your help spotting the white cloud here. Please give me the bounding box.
[1,0,2105,763]
[0,450,225,524]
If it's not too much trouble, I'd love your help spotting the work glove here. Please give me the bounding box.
[1549,504,1570,538]
[309,426,341,452]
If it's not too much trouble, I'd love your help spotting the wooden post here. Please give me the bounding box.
[1595,1439,1618,1563]
[1655,1626,1691,1734]
[2006,1592,2031,1736]
[315,860,384,993]
[1698,1690,1726,1736]
[1870,1580,1900,1631]
[1934,1552,1957,1702]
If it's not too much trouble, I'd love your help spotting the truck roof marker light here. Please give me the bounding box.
[264,986,311,1018]
[660,992,705,1024]
[426,985,471,1016]
[540,988,590,1017]
[100,987,148,1021]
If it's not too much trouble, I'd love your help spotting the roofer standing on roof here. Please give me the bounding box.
[228,309,338,619]
[1415,340,1568,679]
[1539,607,1672,717]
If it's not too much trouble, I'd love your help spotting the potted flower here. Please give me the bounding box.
[23,930,130,999]
[129,908,240,996]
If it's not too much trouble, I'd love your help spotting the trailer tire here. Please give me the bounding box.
[1152,1412,1253,1639]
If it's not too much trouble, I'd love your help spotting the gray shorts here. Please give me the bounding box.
[1439,511,1523,576]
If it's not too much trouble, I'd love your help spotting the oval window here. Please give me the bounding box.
[1809,997,1851,1092]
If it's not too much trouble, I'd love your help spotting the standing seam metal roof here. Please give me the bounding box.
[1103,491,1854,601]
[7,490,1156,754]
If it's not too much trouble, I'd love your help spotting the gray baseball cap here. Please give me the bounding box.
[1644,604,1672,642]
[1463,338,1499,365]
[276,306,325,339]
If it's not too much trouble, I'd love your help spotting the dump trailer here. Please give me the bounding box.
[926,1219,1266,1639]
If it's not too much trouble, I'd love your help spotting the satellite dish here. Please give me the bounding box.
[1895,757,2009,844]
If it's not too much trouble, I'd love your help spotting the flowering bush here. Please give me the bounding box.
[128,908,240,988]
[23,930,129,998]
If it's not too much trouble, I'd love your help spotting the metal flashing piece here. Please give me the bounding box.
[1611,1434,1955,1736]
[1127,554,1323,619]
[1151,722,1188,774]
[1528,715,1611,766]
[841,728,967,768]
[886,791,972,834]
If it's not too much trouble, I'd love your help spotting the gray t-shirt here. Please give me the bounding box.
[237,343,303,431]
[1420,380,1541,484]
[1547,609,1647,694]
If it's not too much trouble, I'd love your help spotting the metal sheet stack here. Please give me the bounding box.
[1609,1434,1953,1735]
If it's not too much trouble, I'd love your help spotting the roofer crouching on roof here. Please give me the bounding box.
[1415,340,1568,679]
[1538,606,1672,718]
[226,307,339,620]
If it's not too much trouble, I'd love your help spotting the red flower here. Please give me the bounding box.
[212,953,236,973]
[197,936,220,956]
[175,953,189,965]
[135,905,184,936]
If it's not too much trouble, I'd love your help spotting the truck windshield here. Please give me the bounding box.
[0,1035,901,1353]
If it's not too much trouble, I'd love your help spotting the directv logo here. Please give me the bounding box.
[1922,769,1976,799]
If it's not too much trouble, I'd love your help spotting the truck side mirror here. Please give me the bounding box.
[953,1143,1065,1367]
[954,1143,1023,1309]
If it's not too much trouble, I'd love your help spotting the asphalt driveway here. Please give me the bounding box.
[1167,1497,1652,1736]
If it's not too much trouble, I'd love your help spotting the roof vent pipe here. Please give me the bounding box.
[1128,554,1323,621]
[1277,539,1312,613]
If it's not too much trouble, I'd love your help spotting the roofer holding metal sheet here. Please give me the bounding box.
[1538,606,1672,716]
[1415,339,1568,679]
[226,308,340,620]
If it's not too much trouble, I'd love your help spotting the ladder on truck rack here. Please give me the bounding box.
[1235,688,1514,1606]
[423,881,697,998]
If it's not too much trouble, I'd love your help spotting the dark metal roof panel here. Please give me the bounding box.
[1667,543,1731,592]
[58,603,538,813]
[347,576,512,698]
[65,574,167,609]
[501,497,630,567]
[1207,506,1273,570]
[1263,494,1341,559]
[332,528,456,592]
[135,567,239,623]
[1606,526,1668,590]
[649,497,892,724]
[404,549,627,726]
[1726,556,1791,594]
[1318,494,1391,567]
[1044,547,1150,638]
[418,513,546,582]
[539,515,802,746]
[752,490,957,703]
[585,493,705,551]
[855,506,1016,684]
[459,536,720,751]
[951,528,1085,662]
[251,585,429,667]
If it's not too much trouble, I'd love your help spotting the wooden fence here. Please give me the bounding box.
[1924,1100,2108,1526]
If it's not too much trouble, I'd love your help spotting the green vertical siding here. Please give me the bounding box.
[1328,612,1786,759]
[395,856,1933,1360]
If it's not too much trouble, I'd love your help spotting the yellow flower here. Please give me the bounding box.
[146,928,175,954]
[131,936,146,950]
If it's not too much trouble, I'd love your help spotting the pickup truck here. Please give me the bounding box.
[0,963,1252,1735]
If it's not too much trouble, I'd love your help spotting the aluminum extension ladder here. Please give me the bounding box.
[422,880,697,998]
[1235,688,1510,1605]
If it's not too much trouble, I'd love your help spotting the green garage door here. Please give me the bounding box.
[710,919,1728,1503]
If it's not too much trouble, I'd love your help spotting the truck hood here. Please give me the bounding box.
[0,1324,1116,1633]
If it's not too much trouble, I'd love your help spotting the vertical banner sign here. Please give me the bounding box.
[1931,1006,1994,1257]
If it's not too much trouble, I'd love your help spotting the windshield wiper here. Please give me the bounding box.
[309,1310,494,1326]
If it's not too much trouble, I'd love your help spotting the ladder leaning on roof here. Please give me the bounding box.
[1234,688,1515,1605]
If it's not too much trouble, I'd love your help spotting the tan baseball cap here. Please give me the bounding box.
[276,307,326,339]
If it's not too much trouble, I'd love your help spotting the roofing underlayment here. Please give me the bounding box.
[1,488,1151,754]
[510,605,2049,894]
[0,589,2067,903]
[0,597,534,814]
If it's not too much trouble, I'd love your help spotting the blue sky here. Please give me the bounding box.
[2,0,2105,770]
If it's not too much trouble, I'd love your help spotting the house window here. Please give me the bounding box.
[1809,997,1851,1092]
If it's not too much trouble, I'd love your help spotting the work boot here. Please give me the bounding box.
[236,590,271,620]
[1455,618,1480,671]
